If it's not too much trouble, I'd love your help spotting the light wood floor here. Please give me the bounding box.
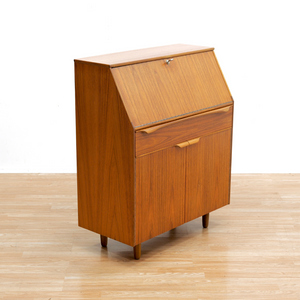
[0,174,299,299]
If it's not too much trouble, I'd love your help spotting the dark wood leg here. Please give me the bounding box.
[100,235,108,247]
[133,244,141,260]
[202,213,209,228]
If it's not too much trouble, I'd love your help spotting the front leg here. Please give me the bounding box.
[133,244,141,260]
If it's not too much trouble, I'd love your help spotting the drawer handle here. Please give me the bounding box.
[176,137,200,148]
[139,123,169,134]
[139,106,231,134]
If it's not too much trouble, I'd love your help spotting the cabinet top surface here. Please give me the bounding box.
[75,44,214,67]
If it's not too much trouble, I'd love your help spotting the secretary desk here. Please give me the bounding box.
[74,44,234,259]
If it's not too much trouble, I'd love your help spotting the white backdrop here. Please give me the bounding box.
[0,0,299,173]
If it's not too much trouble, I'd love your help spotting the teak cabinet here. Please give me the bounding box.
[74,44,234,260]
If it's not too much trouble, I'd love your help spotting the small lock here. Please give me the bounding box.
[165,58,173,65]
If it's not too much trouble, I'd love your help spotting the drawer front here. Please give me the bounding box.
[135,105,233,157]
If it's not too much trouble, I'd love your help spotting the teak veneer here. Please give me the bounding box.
[74,44,234,259]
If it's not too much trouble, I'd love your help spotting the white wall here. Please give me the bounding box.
[0,0,299,173]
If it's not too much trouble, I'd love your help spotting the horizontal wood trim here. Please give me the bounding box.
[136,105,233,157]
[75,44,214,67]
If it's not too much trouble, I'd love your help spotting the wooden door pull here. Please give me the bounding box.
[139,106,231,134]
[176,138,200,148]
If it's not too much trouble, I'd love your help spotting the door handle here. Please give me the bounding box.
[176,137,200,148]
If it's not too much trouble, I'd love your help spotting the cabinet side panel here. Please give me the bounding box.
[136,147,186,244]
[185,129,232,222]
[75,62,135,246]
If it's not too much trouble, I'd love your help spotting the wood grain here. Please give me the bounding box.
[185,129,232,222]
[75,44,213,67]
[135,146,186,244]
[1,174,300,299]
[136,105,233,157]
[75,62,135,246]
[111,51,233,128]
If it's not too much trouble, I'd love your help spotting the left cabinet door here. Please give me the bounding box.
[135,146,186,244]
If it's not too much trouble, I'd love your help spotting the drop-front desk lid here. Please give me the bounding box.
[75,44,233,129]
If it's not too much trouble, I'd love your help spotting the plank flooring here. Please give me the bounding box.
[0,174,299,299]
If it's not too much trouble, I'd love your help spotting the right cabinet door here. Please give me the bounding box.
[185,128,232,222]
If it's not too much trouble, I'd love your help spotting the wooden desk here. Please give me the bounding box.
[74,44,234,259]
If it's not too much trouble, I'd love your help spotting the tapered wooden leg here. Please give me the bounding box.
[133,244,141,260]
[202,213,209,228]
[100,235,108,247]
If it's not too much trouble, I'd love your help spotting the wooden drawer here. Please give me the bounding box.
[135,105,233,157]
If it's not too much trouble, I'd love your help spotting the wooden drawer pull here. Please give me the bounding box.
[176,138,200,148]
[188,137,201,145]
[139,122,169,134]
[139,106,230,134]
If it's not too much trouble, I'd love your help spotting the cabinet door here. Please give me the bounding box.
[136,146,186,244]
[185,129,232,222]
